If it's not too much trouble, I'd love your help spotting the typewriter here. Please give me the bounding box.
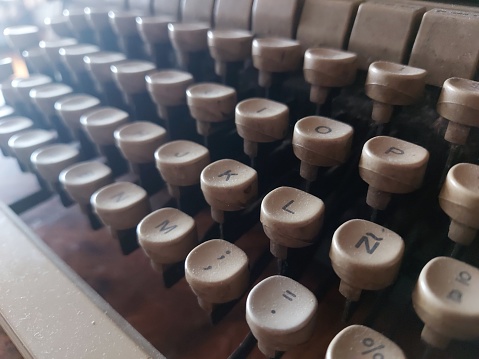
[0,0,478,358]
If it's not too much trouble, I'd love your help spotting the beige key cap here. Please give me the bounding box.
[91,181,151,233]
[55,94,101,132]
[84,7,112,33]
[0,117,34,156]
[439,163,479,246]
[235,98,289,159]
[114,121,167,164]
[200,159,258,223]
[80,107,129,146]
[348,2,425,70]
[326,325,406,359]
[359,136,429,210]
[29,83,74,119]
[330,219,404,301]
[60,161,113,212]
[39,38,78,64]
[59,44,100,75]
[207,30,253,77]
[137,207,197,270]
[214,0,253,30]
[412,257,479,349]
[185,239,249,313]
[0,105,14,119]
[246,275,318,357]
[43,16,72,38]
[261,186,324,259]
[137,16,175,46]
[303,48,357,106]
[30,144,80,187]
[8,129,57,171]
[297,0,361,51]
[146,70,194,119]
[3,25,40,51]
[186,83,237,136]
[108,10,143,37]
[437,78,479,145]
[63,8,92,37]
[252,38,303,88]
[293,116,354,182]
[181,0,215,24]
[0,57,13,82]
[252,0,301,39]
[365,61,427,124]
[111,60,156,96]
[83,51,127,85]
[11,75,52,105]
[155,140,210,199]
[168,23,210,68]
[20,47,52,76]
[409,9,479,87]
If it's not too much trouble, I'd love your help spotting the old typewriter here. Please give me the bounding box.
[0,0,478,358]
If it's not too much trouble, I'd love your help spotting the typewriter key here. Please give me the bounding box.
[359,136,429,213]
[185,239,249,314]
[326,325,406,359]
[246,275,318,358]
[3,25,40,52]
[292,116,353,189]
[439,163,479,255]
[261,186,324,273]
[8,129,57,172]
[201,159,257,238]
[235,98,289,167]
[412,257,479,350]
[0,117,33,157]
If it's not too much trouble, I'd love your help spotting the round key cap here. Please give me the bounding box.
[207,29,253,77]
[186,83,237,136]
[43,16,73,38]
[0,117,34,156]
[303,48,358,105]
[168,23,210,68]
[146,70,194,119]
[359,136,429,210]
[31,144,80,186]
[366,61,426,124]
[326,325,406,359]
[137,207,197,270]
[91,181,150,231]
[55,94,101,132]
[20,47,52,76]
[412,257,479,349]
[246,275,318,357]
[293,116,354,182]
[111,60,156,96]
[185,239,249,313]
[0,79,22,108]
[12,75,52,105]
[439,163,479,246]
[3,25,40,51]
[261,186,325,259]
[83,51,126,85]
[80,107,129,146]
[200,159,258,223]
[252,38,303,88]
[0,105,15,120]
[8,129,57,171]
[63,9,92,37]
[437,77,479,145]
[29,83,74,119]
[235,98,289,159]
[108,11,142,37]
[155,140,210,199]
[59,44,100,75]
[0,57,13,82]
[60,161,113,209]
[330,219,404,301]
[85,7,111,32]
[136,16,173,45]
[114,121,167,164]
[39,38,78,64]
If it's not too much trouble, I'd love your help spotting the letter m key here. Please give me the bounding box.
[155,220,177,234]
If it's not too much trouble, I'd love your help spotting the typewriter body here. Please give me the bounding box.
[0,0,478,358]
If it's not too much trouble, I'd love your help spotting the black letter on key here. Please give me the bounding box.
[111,191,128,203]
[282,200,295,214]
[218,170,238,181]
[385,147,404,155]
[155,220,177,234]
[355,232,383,255]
